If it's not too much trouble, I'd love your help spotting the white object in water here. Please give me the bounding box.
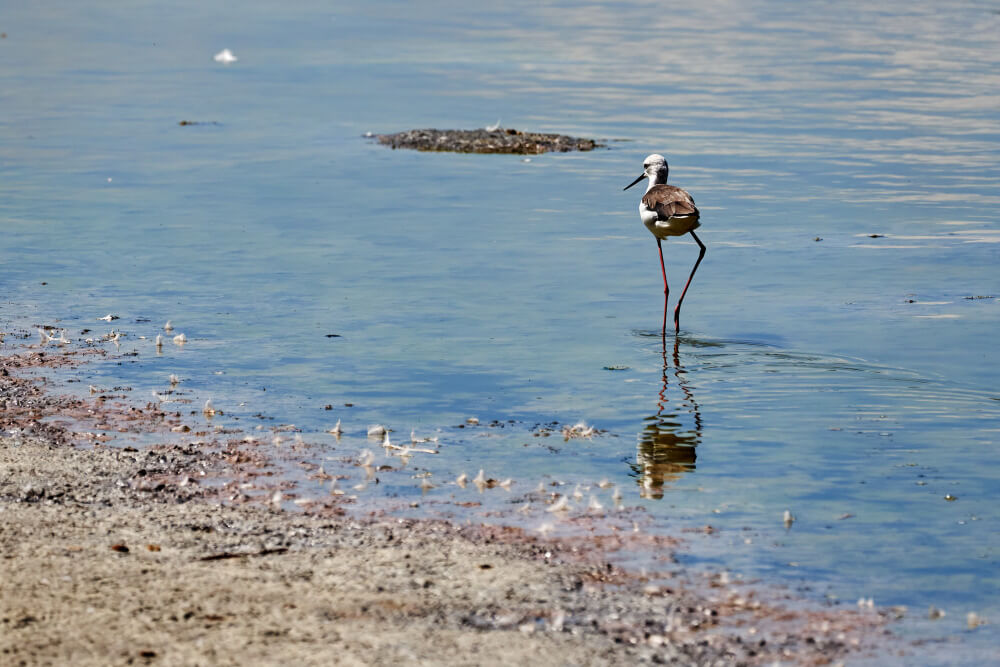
[214,48,238,64]
[612,486,623,510]
[547,495,570,513]
[173,333,187,345]
[164,320,174,332]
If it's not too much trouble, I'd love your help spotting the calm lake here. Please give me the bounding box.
[2,1,998,661]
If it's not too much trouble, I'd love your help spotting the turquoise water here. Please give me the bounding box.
[3,1,999,661]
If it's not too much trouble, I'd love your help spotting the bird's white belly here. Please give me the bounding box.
[640,205,700,239]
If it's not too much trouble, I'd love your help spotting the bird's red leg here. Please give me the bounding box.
[673,231,706,333]
[658,239,669,334]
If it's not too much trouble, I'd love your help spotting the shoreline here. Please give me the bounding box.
[1,338,896,665]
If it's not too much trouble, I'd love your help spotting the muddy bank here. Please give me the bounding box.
[374,128,602,154]
[1,346,895,665]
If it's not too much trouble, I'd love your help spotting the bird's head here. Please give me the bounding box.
[624,154,669,190]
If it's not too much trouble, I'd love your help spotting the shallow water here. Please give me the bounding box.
[2,0,999,661]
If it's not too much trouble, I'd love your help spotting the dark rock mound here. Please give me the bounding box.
[374,128,602,154]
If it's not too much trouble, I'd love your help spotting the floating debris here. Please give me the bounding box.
[410,429,439,444]
[562,422,595,439]
[612,486,623,510]
[547,495,570,513]
[473,469,487,492]
[213,48,238,64]
[383,439,438,455]
[374,128,602,155]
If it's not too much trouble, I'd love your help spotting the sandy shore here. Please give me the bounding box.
[1,343,895,666]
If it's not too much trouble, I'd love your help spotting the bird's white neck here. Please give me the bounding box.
[646,167,669,192]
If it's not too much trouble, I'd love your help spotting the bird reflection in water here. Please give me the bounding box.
[633,330,703,499]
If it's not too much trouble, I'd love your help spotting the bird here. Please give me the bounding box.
[624,154,706,334]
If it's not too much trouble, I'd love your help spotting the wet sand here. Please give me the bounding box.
[1,342,896,666]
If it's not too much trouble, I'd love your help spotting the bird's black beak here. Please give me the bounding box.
[624,173,645,191]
